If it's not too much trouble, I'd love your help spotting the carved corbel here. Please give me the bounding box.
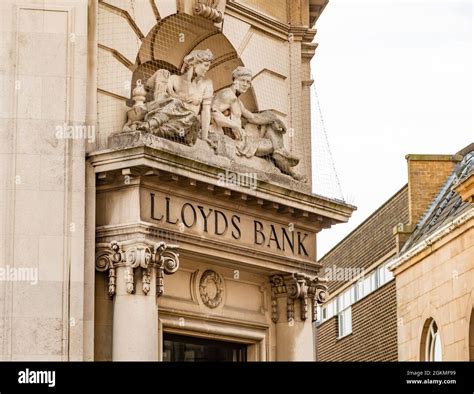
[285,273,310,321]
[307,277,328,322]
[154,241,179,297]
[193,1,225,24]
[270,273,328,323]
[270,275,286,323]
[95,240,180,297]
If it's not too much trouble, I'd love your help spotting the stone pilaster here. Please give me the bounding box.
[270,273,327,361]
[95,239,179,361]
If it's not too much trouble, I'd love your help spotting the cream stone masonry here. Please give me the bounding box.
[90,0,353,362]
[391,150,474,361]
[0,1,89,361]
[270,274,327,360]
[392,220,473,361]
[1,0,351,362]
[95,239,179,360]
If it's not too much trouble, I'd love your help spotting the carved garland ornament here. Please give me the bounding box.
[199,270,224,308]
[95,240,179,297]
[270,273,328,323]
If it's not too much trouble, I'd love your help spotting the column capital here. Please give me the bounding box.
[95,239,179,297]
[270,273,327,323]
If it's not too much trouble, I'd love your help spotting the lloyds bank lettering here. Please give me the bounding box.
[148,192,310,257]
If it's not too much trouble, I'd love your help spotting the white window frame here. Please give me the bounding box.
[337,306,352,338]
[426,320,442,361]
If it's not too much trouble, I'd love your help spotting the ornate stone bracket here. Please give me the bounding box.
[270,273,327,323]
[95,240,179,297]
[193,2,223,23]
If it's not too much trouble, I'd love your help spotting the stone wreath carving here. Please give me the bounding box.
[199,270,223,308]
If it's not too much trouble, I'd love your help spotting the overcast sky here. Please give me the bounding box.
[311,0,473,258]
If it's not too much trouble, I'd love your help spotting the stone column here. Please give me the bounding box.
[270,274,327,361]
[96,240,179,361]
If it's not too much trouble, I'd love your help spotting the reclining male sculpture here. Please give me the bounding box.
[211,66,306,182]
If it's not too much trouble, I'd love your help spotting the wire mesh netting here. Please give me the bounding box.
[311,83,345,202]
[97,0,342,194]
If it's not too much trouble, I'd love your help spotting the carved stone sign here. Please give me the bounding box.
[140,188,315,261]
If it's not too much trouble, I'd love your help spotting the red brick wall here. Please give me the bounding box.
[407,156,459,225]
[316,281,398,361]
[319,186,408,294]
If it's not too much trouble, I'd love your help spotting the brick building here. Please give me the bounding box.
[316,144,474,361]
[316,186,407,361]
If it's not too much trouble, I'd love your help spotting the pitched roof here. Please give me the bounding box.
[401,147,474,252]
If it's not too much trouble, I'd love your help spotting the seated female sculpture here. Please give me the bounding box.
[124,49,214,146]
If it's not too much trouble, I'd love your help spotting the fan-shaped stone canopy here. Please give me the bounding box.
[131,12,257,111]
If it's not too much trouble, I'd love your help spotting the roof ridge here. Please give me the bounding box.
[319,183,407,261]
[400,150,473,253]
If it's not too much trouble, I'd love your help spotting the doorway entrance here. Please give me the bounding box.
[163,333,247,361]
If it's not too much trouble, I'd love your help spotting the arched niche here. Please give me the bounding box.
[130,12,257,112]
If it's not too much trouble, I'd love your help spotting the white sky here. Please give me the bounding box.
[312,0,473,258]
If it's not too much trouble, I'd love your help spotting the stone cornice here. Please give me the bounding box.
[225,1,289,40]
[225,1,319,44]
[88,146,355,227]
[309,0,329,27]
[389,208,474,275]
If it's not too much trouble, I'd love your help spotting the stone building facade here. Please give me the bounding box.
[0,0,356,361]
[391,146,473,361]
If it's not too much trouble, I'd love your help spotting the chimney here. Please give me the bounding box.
[406,154,462,226]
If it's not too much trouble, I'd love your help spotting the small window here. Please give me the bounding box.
[355,279,364,301]
[318,307,327,321]
[337,307,352,338]
[327,299,336,319]
[362,274,372,296]
[370,271,378,290]
[377,265,386,286]
[338,289,352,312]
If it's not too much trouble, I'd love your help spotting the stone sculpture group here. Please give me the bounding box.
[122,49,305,182]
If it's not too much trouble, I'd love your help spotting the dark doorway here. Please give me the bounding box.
[163,333,247,362]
